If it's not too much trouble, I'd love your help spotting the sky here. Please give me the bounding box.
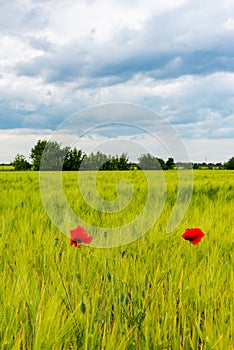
[0,0,234,163]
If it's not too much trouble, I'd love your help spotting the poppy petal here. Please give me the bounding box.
[70,226,87,240]
[182,228,205,245]
[82,235,93,244]
[69,226,93,246]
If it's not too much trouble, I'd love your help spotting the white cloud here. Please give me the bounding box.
[184,138,234,163]
[224,17,234,30]
[0,128,52,163]
[32,0,188,44]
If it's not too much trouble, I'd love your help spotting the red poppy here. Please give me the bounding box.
[181,228,205,245]
[70,226,93,248]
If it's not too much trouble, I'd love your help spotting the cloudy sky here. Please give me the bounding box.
[0,0,234,163]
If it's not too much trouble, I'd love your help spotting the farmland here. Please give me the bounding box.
[0,170,233,349]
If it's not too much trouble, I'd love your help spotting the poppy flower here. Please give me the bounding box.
[181,228,205,245]
[70,226,93,248]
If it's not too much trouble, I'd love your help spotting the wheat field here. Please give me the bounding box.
[0,170,233,349]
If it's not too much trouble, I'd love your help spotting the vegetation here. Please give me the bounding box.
[12,154,31,171]
[30,139,49,170]
[63,148,84,171]
[81,152,131,171]
[0,170,233,349]
[0,164,14,171]
[224,157,234,170]
[8,139,234,171]
[138,153,166,170]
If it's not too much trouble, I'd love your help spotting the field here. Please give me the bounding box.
[0,165,14,171]
[0,170,233,349]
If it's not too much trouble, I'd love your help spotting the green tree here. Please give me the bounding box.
[138,153,165,170]
[79,152,130,171]
[39,141,67,170]
[63,148,84,171]
[193,163,200,169]
[156,157,166,170]
[101,156,117,170]
[166,157,175,169]
[30,140,48,170]
[80,152,110,170]
[224,157,234,170]
[117,153,130,170]
[12,154,31,170]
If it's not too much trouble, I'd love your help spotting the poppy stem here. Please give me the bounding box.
[53,253,79,331]
[54,254,74,313]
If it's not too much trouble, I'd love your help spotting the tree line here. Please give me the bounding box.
[11,139,234,171]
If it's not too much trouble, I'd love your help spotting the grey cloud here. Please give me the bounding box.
[14,7,234,87]
[21,7,50,29]
[176,113,234,139]
[16,39,93,81]
[1,0,234,142]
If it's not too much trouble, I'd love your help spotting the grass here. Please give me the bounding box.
[0,170,233,349]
